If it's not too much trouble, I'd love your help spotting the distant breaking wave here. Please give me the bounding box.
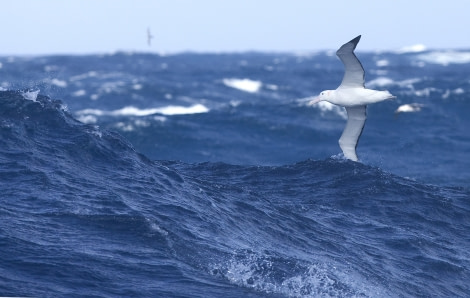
[76,104,209,123]
[223,78,262,93]
[417,51,470,66]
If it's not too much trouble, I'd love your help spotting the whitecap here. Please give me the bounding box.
[375,59,389,67]
[413,87,438,97]
[70,71,98,82]
[223,78,262,93]
[134,119,150,127]
[72,89,86,97]
[115,122,134,132]
[317,101,347,119]
[395,103,424,114]
[397,44,427,53]
[442,88,465,99]
[132,84,143,90]
[21,89,40,102]
[153,104,209,116]
[417,51,470,66]
[367,77,395,88]
[114,119,152,131]
[77,115,98,124]
[112,104,209,116]
[51,78,67,88]
[301,96,347,120]
[153,116,167,122]
[368,77,420,90]
[76,104,209,118]
[396,78,422,88]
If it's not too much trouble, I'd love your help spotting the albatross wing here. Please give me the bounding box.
[336,35,365,89]
[338,105,366,161]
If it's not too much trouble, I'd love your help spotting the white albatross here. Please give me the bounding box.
[309,35,396,161]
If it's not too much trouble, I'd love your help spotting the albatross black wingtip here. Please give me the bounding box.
[336,35,362,55]
[350,35,361,46]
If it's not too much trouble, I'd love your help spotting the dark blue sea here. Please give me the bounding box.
[1,49,469,297]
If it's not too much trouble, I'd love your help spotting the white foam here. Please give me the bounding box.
[77,108,104,116]
[212,253,386,297]
[367,77,421,90]
[317,101,347,119]
[367,77,394,88]
[152,104,209,115]
[413,87,438,97]
[302,97,347,119]
[417,51,470,66]
[132,84,143,90]
[375,59,389,67]
[442,88,465,99]
[397,44,427,53]
[229,100,242,107]
[395,103,424,113]
[223,78,262,93]
[70,71,98,82]
[99,81,126,94]
[111,105,209,116]
[153,115,167,122]
[134,119,150,127]
[111,106,160,117]
[72,89,86,97]
[51,78,67,88]
[396,78,422,88]
[115,122,134,132]
[21,90,40,102]
[77,115,98,124]
[76,104,209,118]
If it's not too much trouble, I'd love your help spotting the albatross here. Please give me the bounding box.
[309,35,396,161]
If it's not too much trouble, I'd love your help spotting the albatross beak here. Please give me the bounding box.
[307,96,321,106]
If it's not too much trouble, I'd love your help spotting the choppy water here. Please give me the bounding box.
[0,49,469,297]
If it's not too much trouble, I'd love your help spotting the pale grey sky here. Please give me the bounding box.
[0,0,469,55]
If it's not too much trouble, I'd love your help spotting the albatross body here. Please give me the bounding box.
[310,35,395,161]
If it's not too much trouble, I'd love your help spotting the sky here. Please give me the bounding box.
[1,0,469,55]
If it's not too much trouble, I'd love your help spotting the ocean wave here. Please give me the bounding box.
[2,88,469,297]
[375,59,389,67]
[417,51,470,66]
[76,104,209,122]
[20,89,40,101]
[2,51,470,297]
[396,44,427,53]
[223,78,262,93]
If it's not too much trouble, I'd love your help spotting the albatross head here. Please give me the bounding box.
[308,90,335,105]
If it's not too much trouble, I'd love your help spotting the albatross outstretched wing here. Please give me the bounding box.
[339,105,367,161]
[336,35,365,88]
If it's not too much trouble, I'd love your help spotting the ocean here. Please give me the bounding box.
[0,48,469,297]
